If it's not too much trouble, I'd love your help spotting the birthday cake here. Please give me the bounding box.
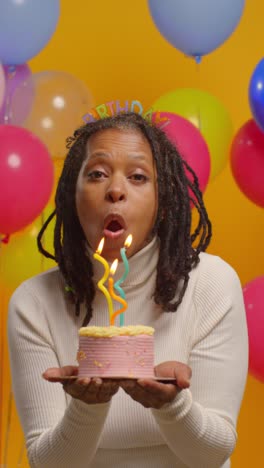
[77,325,155,378]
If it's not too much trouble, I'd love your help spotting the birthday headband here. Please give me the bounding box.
[82,99,170,129]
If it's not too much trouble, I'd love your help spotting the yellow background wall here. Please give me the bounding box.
[1,0,264,466]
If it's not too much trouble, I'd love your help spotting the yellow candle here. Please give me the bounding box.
[109,259,127,326]
[93,237,113,323]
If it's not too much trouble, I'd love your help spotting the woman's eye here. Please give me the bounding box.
[87,170,106,180]
[129,173,148,182]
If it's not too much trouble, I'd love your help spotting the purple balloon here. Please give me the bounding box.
[0,63,34,124]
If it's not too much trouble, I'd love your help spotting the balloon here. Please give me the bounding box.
[249,58,264,132]
[243,276,264,382]
[11,70,94,159]
[230,119,264,208]
[148,0,245,60]
[0,125,54,234]
[0,64,33,125]
[153,111,210,193]
[152,88,233,179]
[0,0,60,65]
[0,63,5,108]
[0,204,56,289]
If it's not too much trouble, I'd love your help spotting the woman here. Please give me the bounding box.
[8,112,248,467]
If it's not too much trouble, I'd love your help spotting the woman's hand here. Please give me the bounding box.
[119,361,191,409]
[43,366,119,404]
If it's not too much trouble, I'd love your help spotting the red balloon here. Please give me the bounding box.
[153,111,211,193]
[230,119,264,207]
[0,125,54,234]
[243,276,264,382]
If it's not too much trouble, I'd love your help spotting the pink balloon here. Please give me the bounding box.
[0,64,33,124]
[243,276,264,382]
[231,119,264,207]
[0,125,54,234]
[0,63,5,108]
[153,111,211,193]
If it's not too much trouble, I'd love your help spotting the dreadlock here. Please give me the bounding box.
[37,112,212,325]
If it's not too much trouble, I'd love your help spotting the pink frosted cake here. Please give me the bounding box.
[77,325,155,378]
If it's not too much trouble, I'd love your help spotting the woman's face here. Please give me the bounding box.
[75,127,157,261]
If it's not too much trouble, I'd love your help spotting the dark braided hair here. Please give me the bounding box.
[37,112,212,325]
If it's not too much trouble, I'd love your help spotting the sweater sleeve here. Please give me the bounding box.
[151,257,248,468]
[7,283,110,468]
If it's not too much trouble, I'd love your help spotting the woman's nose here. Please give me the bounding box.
[105,178,126,203]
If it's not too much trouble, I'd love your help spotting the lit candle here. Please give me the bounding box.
[109,259,127,326]
[115,234,132,326]
[93,237,113,323]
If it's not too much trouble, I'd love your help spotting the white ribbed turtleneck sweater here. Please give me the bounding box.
[8,238,248,468]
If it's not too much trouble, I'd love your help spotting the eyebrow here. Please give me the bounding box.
[88,151,149,161]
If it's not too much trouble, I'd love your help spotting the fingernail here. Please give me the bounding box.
[79,378,89,385]
[180,380,190,389]
[138,379,147,387]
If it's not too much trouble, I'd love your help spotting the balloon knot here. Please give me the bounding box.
[194,55,202,64]
[1,234,10,244]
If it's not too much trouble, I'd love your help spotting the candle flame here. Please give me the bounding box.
[124,234,132,248]
[96,237,105,254]
[110,258,118,275]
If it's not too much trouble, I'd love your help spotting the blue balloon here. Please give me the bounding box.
[249,58,264,132]
[148,0,245,59]
[0,0,60,65]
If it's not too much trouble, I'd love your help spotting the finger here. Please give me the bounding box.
[76,377,102,395]
[155,362,192,388]
[42,366,78,382]
[137,379,178,399]
[119,379,133,387]
[101,379,119,393]
[62,377,93,399]
[77,378,113,403]
[120,381,173,409]
[137,381,179,408]
[98,381,119,401]
[119,380,137,392]
[89,377,103,389]
[174,364,192,389]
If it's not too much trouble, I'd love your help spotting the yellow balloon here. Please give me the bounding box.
[152,88,233,179]
[0,204,56,290]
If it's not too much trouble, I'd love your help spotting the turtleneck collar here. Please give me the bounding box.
[90,237,159,290]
